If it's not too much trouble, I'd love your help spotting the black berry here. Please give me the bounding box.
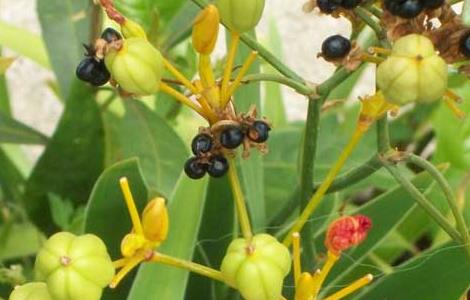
[317,0,341,13]
[220,127,244,149]
[76,57,110,86]
[385,0,423,19]
[101,28,122,43]
[207,156,229,178]
[191,133,213,155]
[460,32,470,58]
[248,121,271,143]
[321,35,352,60]
[184,157,207,179]
[422,0,444,9]
[341,0,361,9]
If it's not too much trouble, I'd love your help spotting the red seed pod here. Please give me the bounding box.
[325,215,372,255]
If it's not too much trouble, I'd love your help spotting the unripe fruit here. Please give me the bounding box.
[105,38,164,95]
[221,234,291,300]
[120,19,147,39]
[35,232,115,300]
[192,5,220,55]
[142,197,169,243]
[9,282,52,300]
[216,0,265,33]
[376,34,448,105]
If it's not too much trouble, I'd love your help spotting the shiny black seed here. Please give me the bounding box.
[460,32,470,58]
[220,127,244,149]
[184,157,207,179]
[384,0,405,15]
[101,28,122,43]
[76,57,110,86]
[385,0,423,18]
[341,0,361,9]
[422,0,444,9]
[191,133,213,155]
[248,121,271,143]
[207,156,229,178]
[321,35,352,60]
[317,0,341,13]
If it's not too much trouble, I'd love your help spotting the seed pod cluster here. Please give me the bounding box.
[184,116,271,180]
[384,0,445,19]
[75,28,121,87]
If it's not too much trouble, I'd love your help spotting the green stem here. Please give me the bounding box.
[382,162,463,244]
[407,154,470,260]
[376,116,391,153]
[241,73,316,96]
[354,7,386,41]
[365,5,383,18]
[316,68,353,95]
[298,95,323,269]
[190,0,304,83]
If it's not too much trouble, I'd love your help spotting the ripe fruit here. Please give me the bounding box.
[76,58,110,86]
[207,155,229,177]
[221,234,291,300]
[317,0,341,13]
[220,126,245,149]
[321,35,352,61]
[9,282,52,300]
[191,133,213,155]
[101,27,122,43]
[376,34,448,105]
[34,232,114,300]
[384,0,423,19]
[422,0,444,9]
[184,157,207,179]
[248,120,271,143]
[341,0,362,9]
[460,32,470,58]
[104,38,164,95]
[216,0,265,33]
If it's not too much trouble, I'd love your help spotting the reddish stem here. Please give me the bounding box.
[99,0,125,24]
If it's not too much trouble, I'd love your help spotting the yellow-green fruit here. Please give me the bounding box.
[221,234,291,300]
[105,38,164,95]
[216,0,265,33]
[376,34,448,105]
[35,232,115,300]
[9,282,52,300]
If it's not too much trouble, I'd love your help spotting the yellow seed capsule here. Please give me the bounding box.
[192,5,220,55]
[376,34,448,105]
[105,37,164,95]
[120,19,147,39]
[221,234,291,300]
[216,0,265,33]
[142,197,169,243]
[121,233,147,258]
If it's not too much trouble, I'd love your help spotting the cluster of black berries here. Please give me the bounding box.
[75,28,121,86]
[184,120,271,179]
[321,35,352,61]
[384,0,444,19]
[317,0,362,14]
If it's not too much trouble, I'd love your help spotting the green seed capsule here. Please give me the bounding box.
[9,282,52,300]
[34,232,115,300]
[221,234,291,300]
[376,34,448,105]
[216,0,265,33]
[105,38,164,96]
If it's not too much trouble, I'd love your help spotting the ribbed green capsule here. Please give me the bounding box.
[376,34,448,105]
[9,283,52,300]
[105,38,164,96]
[216,0,265,33]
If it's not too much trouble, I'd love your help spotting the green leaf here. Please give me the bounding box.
[24,81,104,233]
[128,175,208,300]
[0,21,50,68]
[84,158,148,300]
[316,169,438,296]
[0,223,44,260]
[463,0,470,26]
[104,100,188,198]
[357,243,470,300]
[160,2,199,51]
[114,0,158,33]
[0,112,48,145]
[229,29,266,231]
[0,148,24,202]
[37,0,90,98]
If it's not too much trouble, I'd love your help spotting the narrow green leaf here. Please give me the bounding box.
[24,81,104,233]
[104,100,188,198]
[0,223,44,260]
[84,158,148,300]
[0,21,51,68]
[161,2,199,51]
[0,112,48,145]
[0,148,24,202]
[463,0,470,26]
[128,175,208,300]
